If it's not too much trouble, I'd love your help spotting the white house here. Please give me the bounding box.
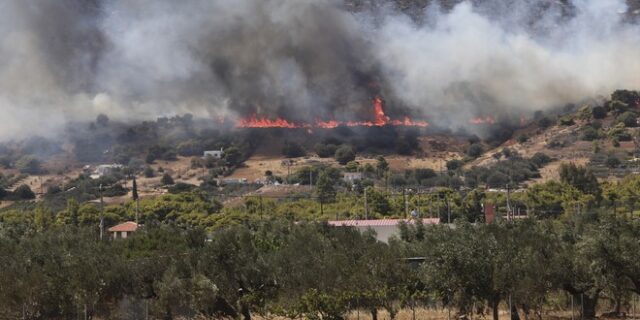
[328,218,440,243]
[343,172,363,182]
[93,164,123,178]
[203,148,224,159]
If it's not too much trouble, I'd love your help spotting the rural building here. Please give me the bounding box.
[93,164,123,178]
[203,148,224,159]
[342,172,363,182]
[108,221,139,239]
[328,218,440,243]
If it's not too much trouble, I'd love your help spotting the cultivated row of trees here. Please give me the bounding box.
[1,211,639,319]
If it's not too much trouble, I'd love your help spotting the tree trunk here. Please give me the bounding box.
[370,308,378,320]
[492,300,500,320]
[581,294,598,320]
[241,303,252,320]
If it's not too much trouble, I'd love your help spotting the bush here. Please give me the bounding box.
[466,144,484,158]
[282,141,306,158]
[617,111,638,128]
[537,117,553,128]
[592,106,607,119]
[558,117,575,126]
[486,172,509,188]
[144,166,155,178]
[446,159,464,171]
[516,134,528,143]
[606,154,622,168]
[531,153,552,167]
[581,127,599,141]
[334,145,355,165]
[16,156,42,175]
[314,143,338,158]
[168,183,197,194]
[161,173,175,186]
[13,184,35,200]
[608,100,629,115]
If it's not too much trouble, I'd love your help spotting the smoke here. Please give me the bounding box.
[0,0,639,138]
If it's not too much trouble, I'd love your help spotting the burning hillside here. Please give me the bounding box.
[236,97,429,129]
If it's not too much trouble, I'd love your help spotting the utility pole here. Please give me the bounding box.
[403,188,409,218]
[309,170,313,189]
[99,184,104,240]
[259,196,264,219]
[445,193,451,224]
[364,188,369,219]
[506,183,512,221]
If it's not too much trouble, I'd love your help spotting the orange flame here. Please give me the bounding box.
[469,116,496,125]
[236,97,429,128]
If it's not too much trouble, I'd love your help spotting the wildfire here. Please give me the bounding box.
[236,97,429,128]
[469,116,497,125]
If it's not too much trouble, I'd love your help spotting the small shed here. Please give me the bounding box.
[203,148,224,159]
[108,221,139,239]
[343,172,363,182]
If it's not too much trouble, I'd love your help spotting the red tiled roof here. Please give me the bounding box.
[108,221,139,232]
[327,218,440,227]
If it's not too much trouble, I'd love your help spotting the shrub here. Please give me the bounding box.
[617,111,638,128]
[13,184,35,200]
[531,153,552,167]
[606,154,622,168]
[16,156,42,175]
[282,141,306,158]
[334,145,355,165]
[466,144,484,158]
[592,106,607,119]
[516,134,528,143]
[144,166,155,178]
[446,159,464,171]
[161,173,175,186]
[558,117,575,126]
[581,127,599,141]
[314,143,338,158]
[537,117,553,128]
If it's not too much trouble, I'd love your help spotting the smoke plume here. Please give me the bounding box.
[0,0,639,138]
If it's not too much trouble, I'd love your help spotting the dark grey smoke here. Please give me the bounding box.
[0,0,639,138]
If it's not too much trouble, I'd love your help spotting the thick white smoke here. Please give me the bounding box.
[0,0,638,138]
[375,0,640,127]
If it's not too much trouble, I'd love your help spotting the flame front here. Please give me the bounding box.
[469,116,496,125]
[236,97,429,128]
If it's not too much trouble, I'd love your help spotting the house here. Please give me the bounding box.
[93,164,123,178]
[327,218,440,243]
[203,148,224,159]
[108,221,139,239]
[342,172,363,182]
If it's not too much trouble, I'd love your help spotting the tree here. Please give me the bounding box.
[616,111,638,127]
[161,173,175,186]
[144,166,155,178]
[375,156,389,178]
[96,114,110,126]
[15,156,42,174]
[223,146,242,167]
[592,106,607,119]
[282,141,306,158]
[334,145,355,165]
[316,171,337,204]
[605,154,621,168]
[466,144,484,158]
[559,163,601,198]
[314,143,338,158]
[611,90,640,107]
[446,159,464,171]
[132,176,139,201]
[13,184,35,200]
[581,127,599,141]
